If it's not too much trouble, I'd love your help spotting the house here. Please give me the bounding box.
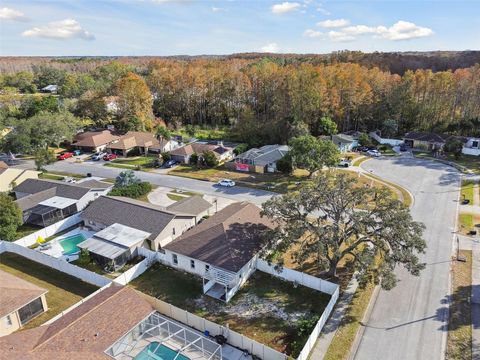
[403,132,460,151]
[163,202,275,302]
[463,137,480,156]
[0,285,155,359]
[332,133,360,152]
[0,270,48,336]
[169,141,234,164]
[72,130,121,153]
[0,161,40,192]
[106,131,180,156]
[166,195,214,224]
[230,144,289,173]
[13,179,112,227]
[81,196,197,253]
[40,84,58,93]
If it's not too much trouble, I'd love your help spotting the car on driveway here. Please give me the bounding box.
[399,144,408,152]
[103,153,118,161]
[338,159,351,168]
[367,149,381,157]
[162,159,179,168]
[217,179,236,187]
[57,152,74,160]
[92,152,106,161]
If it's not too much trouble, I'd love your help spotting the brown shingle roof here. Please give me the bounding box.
[164,202,275,272]
[166,195,213,216]
[0,270,47,318]
[0,286,155,360]
[107,131,163,151]
[170,143,232,159]
[73,130,120,148]
[0,160,8,169]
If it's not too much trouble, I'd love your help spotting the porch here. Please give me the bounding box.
[202,267,239,303]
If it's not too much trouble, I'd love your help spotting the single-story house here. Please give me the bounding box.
[463,137,480,156]
[72,129,121,153]
[332,133,360,153]
[0,161,40,192]
[403,132,463,151]
[163,202,275,302]
[0,285,157,359]
[230,144,289,173]
[81,196,197,253]
[106,131,180,156]
[166,195,214,224]
[169,141,234,164]
[40,84,58,93]
[14,178,112,227]
[0,270,48,336]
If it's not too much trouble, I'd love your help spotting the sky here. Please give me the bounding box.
[0,0,479,56]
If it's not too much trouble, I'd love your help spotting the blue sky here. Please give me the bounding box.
[0,0,479,56]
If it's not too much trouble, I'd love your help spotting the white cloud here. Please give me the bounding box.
[212,7,225,12]
[316,5,330,15]
[271,2,301,14]
[0,7,28,21]
[22,19,95,40]
[317,19,350,28]
[303,29,323,38]
[327,20,433,42]
[260,42,280,52]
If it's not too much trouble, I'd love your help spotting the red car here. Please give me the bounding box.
[103,153,118,161]
[57,152,74,160]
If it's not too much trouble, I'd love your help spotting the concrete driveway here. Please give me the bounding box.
[353,155,461,360]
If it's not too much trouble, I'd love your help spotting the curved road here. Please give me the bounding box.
[354,155,461,360]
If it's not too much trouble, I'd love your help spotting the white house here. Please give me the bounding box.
[463,137,480,156]
[162,202,275,302]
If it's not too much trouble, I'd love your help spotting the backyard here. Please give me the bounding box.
[0,252,98,329]
[129,263,330,356]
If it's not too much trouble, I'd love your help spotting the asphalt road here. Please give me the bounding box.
[354,155,460,360]
[44,160,275,205]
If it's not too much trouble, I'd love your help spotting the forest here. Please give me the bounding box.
[0,51,479,150]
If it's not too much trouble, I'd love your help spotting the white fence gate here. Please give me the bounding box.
[369,131,403,147]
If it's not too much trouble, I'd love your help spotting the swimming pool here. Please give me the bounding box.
[134,342,190,360]
[59,233,86,255]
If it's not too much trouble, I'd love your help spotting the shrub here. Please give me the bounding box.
[115,170,140,187]
[189,153,199,165]
[276,154,293,174]
[110,182,152,199]
[233,143,249,156]
[161,152,171,162]
[202,150,218,167]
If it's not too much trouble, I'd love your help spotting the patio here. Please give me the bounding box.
[37,227,95,261]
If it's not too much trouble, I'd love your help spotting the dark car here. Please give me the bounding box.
[163,159,178,168]
[355,146,368,153]
[399,144,408,152]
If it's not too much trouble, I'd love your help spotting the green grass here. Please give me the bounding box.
[459,213,474,233]
[174,127,232,141]
[363,172,413,207]
[104,162,136,170]
[414,152,480,174]
[39,173,65,181]
[447,250,472,359]
[130,264,330,356]
[112,156,156,166]
[167,193,187,201]
[14,224,41,240]
[352,157,370,167]
[461,180,476,204]
[0,252,98,329]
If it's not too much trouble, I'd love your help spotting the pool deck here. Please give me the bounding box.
[37,227,95,261]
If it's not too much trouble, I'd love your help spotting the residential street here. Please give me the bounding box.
[354,155,461,360]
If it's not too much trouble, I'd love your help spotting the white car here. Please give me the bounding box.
[217,179,236,187]
[367,150,380,157]
[92,152,106,161]
[338,159,351,168]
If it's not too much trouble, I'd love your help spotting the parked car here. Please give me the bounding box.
[103,153,118,161]
[338,159,351,168]
[399,144,408,152]
[217,179,236,187]
[366,150,380,157]
[355,146,368,153]
[162,159,179,168]
[92,152,106,161]
[57,152,74,160]
[73,149,82,156]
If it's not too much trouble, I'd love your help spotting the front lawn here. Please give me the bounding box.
[458,213,480,234]
[129,264,330,356]
[461,180,476,204]
[0,252,98,329]
[112,156,156,167]
[415,152,480,174]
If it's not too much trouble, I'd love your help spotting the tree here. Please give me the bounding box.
[289,135,340,177]
[0,193,23,241]
[276,153,293,174]
[444,138,463,159]
[156,126,171,140]
[34,148,56,170]
[189,153,199,165]
[317,116,338,136]
[202,150,218,167]
[358,132,373,147]
[185,124,196,137]
[261,173,426,289]
[382,119,398,138]
[115,170,141,187]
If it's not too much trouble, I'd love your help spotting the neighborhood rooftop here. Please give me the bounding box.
[235,144,289,166]
[0,270,47,319]
[72,130,120,148]
[164,202,275,273]
[166,195,212,216]
[13,178,104,200]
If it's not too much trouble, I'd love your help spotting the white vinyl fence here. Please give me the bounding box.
[0,241,111,287]
[113,248,158,285]
[13,213,83,247]
[369,131,403,147]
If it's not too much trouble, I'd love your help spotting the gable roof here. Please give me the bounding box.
[166,195,212,216]
[81,196,193,240]
[332,133,355,144]
[403,132,462,144]
[14,179,91,200]
[164,202,275,272]
[0,270,48,319]
[236,144,289,166]
[73,130,120,148]
[106,131,167,151]
[170,142,233,159]
[15,187,57,211]
[0,286,155,360]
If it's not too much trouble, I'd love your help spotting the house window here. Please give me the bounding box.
[205,264,210,272]
[190,260,195,269]
[172,254,178,265]
[5,315,12,327]
[18,297,44,325]
[473,141,479,148]
[172,228,176,236]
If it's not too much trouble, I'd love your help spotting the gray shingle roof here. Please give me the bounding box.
[164,202,275,272]
[235,145,289,166]
[166,196,212,216]
[15,188,57,211]
[14,179,90,200]
[81,196,192,240]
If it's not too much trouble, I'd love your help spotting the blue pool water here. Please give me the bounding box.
[59,233,86,255]
[134,342,190,360]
